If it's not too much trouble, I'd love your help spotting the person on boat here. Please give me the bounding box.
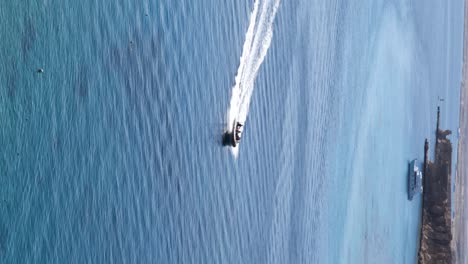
[232,122,243,143]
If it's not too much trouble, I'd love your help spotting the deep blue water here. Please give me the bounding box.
[0,0,464,263]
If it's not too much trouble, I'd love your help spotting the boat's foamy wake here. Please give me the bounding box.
[226,0,280,156]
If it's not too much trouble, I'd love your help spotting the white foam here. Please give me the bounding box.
[226,0,281,157]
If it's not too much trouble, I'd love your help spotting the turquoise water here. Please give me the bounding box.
[0,0,463,263]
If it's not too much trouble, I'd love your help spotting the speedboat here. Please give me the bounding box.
[222,120,244,147]
[408,159,423,200]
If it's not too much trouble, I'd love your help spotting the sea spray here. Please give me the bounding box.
[226,0,281,156]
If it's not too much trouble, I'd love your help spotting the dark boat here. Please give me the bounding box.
[222,120,244,147]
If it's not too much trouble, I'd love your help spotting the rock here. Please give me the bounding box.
[418,109,453,264]
[430,205,444,215]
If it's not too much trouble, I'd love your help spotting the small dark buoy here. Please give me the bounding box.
[130,41,133,44]
[145,13,148,16]
[37,68,44,73]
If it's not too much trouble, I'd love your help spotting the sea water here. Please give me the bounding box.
[0,0,463,263]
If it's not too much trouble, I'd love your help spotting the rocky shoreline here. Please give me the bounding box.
[418,107,453,264]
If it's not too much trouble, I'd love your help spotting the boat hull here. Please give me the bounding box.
[222,120,241,147]
[408,159,423,200]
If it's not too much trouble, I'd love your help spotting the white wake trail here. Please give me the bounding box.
[226,0,281,156]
